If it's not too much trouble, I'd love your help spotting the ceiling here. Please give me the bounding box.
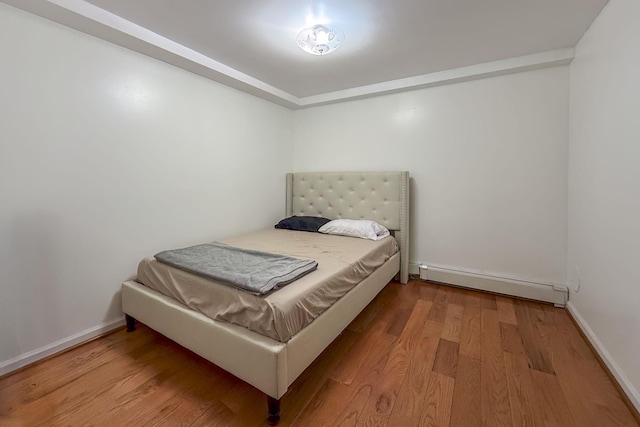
[5,0,608,108]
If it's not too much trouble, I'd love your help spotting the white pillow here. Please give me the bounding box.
[318,219,390,241]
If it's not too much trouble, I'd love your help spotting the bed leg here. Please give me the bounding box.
[125,314,137,332]
[267,396,281,426]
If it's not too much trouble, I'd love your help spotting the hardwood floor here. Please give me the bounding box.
[1,280,638,426]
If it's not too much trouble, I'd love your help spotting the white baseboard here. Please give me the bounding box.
[0,317,125,377]
[566,302,640,414]
[419,264,568,306]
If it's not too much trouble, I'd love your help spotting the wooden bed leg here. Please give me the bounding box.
[267,396,281,426]
[125,314,137,332]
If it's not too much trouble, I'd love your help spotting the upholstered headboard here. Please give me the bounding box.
[286,171,409,284]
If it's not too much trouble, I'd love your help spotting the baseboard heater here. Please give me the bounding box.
[418,264,568,307]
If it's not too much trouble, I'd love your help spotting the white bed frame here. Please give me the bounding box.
[121,171,409,424]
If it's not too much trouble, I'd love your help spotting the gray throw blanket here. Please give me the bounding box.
[154,242,318,295]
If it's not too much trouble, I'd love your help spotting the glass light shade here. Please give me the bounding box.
[296,24,344,56]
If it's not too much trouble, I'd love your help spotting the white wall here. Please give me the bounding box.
[568,0,640,407]
[293,67,569,286]
[0,4,292,371]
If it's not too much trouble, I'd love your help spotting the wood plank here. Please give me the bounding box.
[387,318,442,426]
[419,372,455,427]
[419,320,445,368]
[512,300,555,374]
[356,363,405,424]
[375,282,410,326]
[358,298,429,426]
[330,321,389,385]
[315,312,397,426]
[92,366,205,427]
[464,290,498,310]
[146,399,215,427]
[426,287,450,323]
[291,378,354,427]
[503,351,546,427]
[278,326,365,426]
[432,339,459,379]
[499,322,526,357]
[441,303,464,343]
[537,305,640,426]
[408,280,438,301]
[72,371,189,425]
[189,401,238,427]
[537,304,592,365]
[449,354,481,427]
[447,286,468,306]
[329,336,394,426]
[481,307,501,337]
[0,327,156,413]
[52,339,199,426]
[459,303,482,359]
[9,336,173,425]
[385,307,412,337]
[529,368,578,427]
[2,281,638,427]
[218,378,265,420]
[481,331,512,426]
[496,295,518,325]
[331,382,374,427]
[0,329,130,391]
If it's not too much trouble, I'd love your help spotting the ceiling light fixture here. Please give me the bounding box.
[296,24,344,56]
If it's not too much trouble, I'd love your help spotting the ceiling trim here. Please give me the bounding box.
[5,0,575,110]
[4,0,300,107]
[298,48,574,107]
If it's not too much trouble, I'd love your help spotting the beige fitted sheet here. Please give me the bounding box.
[136,228,399,342]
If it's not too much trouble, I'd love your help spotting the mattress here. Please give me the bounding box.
[136,228,399,342]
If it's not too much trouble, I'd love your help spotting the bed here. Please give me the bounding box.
[121,171,409,425]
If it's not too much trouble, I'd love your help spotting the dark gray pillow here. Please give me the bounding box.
[274,216,331,232]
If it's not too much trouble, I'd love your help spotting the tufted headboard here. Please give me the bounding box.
[286,171,409,284]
